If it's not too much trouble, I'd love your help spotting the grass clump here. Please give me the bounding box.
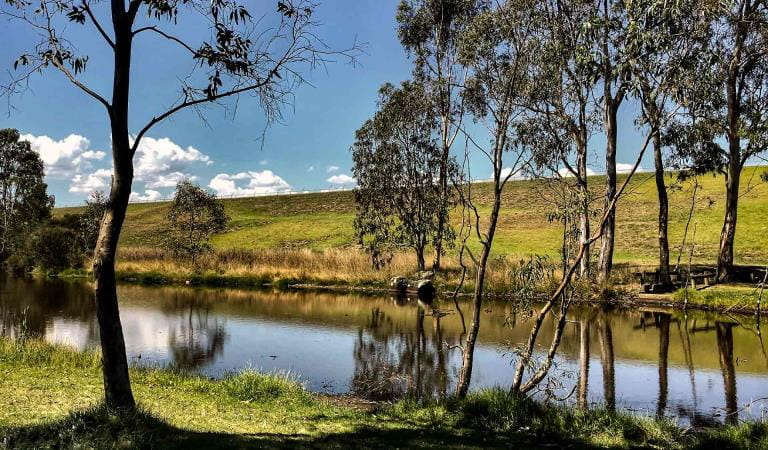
[219,370,312,404]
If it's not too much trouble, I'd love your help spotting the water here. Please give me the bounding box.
[1,275,767,425]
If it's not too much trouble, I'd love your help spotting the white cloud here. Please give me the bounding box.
[259,159,268,166]
[209,170,291,196]
[21,133,106,178]
[132,136,211,188]
[326,165,340,173]
[557,167,597,178]
[500,167,527,180]
[307,166,315,172]
[69,170,111,193]
[616,163,645,174]
[327,174,356,185]
[130,189,163,202]
[145,171,196,189]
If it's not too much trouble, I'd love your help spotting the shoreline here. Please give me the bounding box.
[43,268,767,317]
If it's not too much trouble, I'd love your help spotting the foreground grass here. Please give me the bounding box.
[1,338,767,448]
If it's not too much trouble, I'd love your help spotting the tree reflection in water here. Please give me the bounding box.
[164,295,227,369]
[352,296,452,400]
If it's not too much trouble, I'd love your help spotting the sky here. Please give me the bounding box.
[0,0,653,206]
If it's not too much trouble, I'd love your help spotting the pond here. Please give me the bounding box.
[1,275,767,425]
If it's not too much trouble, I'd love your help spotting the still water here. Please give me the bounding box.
[1,275,767,425]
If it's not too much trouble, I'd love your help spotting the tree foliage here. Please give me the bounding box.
[79,191,107,255]
[164,181,229,264]
[352,81,455,271]
[0,129,54,261]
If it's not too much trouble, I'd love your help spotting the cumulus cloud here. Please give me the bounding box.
[132,136,212,188]
[326,165,340,173]
[69,169,112,193]
[259,159,268,166]
[21,133,106,178]
[557,167,597,178]
[327,174,356,185]
[130,189,163,202]
[500,167,527,180]
[307,165,315,172]
[616,163,645,174]
[209,170,291,196]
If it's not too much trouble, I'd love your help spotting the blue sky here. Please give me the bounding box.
[0,0,652,206]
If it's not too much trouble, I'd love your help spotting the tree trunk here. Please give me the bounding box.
[716,322,737,425]
[92,10,136,409]
[598,313,615,412]
[656,313,670,418]
[717,157,740,283]
[578,158,590,278]
[577,317,590,409]
[455,190,500,398]
[653,132,671,286]
[454,242,490,398]
[598,103,618,282]
[93,138,135,409]
[432,139,450,271]
[416,245,426,272]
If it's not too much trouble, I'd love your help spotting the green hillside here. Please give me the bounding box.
[56,166,768,265]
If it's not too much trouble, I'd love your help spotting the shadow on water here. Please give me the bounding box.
[1,274,767,423]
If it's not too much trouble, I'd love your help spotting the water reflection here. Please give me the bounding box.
[1,275,767,423]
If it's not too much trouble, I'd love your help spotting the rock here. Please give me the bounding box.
[413,279,435,300]
[390,276,409,290]
[414,270,435,280]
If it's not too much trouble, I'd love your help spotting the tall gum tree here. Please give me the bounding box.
[594,0,630,281]
[1,0,360,408]
[523,0,601,278]
[674,0,768,282]
[625,0,702,286]
[396,0,480,270]
[452,0,536,398]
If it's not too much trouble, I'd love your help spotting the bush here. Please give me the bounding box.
[30,226,83,273]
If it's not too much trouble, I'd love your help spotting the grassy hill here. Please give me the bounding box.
[56,166,768,266]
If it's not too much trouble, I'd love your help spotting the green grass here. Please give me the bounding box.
[55,167,768,265]
[671,284,766,311]
[1,338,767,449]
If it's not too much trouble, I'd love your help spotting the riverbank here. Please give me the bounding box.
[0,338,765,449]
[48,250,767,315]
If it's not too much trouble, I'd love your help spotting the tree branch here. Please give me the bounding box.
[132,26,198,55]
[83,1,115,48]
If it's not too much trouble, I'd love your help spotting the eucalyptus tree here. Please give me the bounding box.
[452,0,536,398]
[521,0,601,277]
[0,129,53,261]
[165,180,229,265]
[352,81,454,271]
[594,0,631,281]
[624,0,702,286]
[672,0,768,282]
[396,0,481,270]
[1,0,360,408]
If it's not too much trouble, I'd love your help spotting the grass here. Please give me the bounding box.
[670,284,766,311]
[55,167,768,265]
[1,337,766,449]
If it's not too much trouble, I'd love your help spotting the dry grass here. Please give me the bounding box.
[115,246,550,293]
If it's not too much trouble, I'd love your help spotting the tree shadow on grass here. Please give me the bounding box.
[0,403,598,449]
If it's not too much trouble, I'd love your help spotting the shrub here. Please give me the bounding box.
[30,226,83,273]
